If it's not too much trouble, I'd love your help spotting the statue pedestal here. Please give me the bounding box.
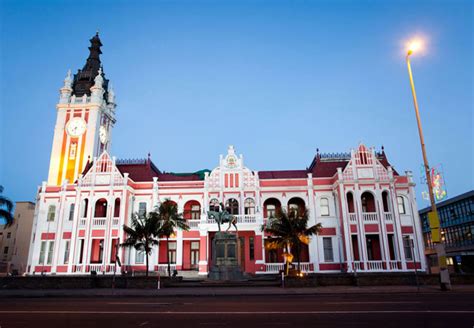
[208,232,244,281]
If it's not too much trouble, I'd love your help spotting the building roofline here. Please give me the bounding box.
[419,190,474,214]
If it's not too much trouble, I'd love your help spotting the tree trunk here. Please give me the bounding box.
[166,236,171,277]
[296,242,301,272]
[145,247,149,277]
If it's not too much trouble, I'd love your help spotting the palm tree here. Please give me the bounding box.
[0,185,14,227]
[121,211,160,277]
[156,199,189,277]
[263,208,321,275]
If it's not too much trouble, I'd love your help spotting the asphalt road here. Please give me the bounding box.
[1,292,473,328]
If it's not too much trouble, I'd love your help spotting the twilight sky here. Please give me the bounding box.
[0,0,472,209]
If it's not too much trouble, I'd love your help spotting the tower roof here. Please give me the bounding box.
[72,32,109,99]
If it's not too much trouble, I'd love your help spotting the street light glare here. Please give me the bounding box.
[407,39,423,55]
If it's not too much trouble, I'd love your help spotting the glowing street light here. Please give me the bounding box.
[405,38,451,290]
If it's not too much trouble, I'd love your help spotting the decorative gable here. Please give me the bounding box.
[80,151,124,186]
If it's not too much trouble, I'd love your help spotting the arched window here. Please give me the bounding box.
[114,198,121,217]
[263,198,281,218]
[244,198,255,215]
[287,197,305,215]
[184,200,201,220]
[225,198,239,215]
[320,198,330,216]
[94,198,108,218]
[382,191,390,212]
[47,205,56,222]
[82,199,89,218]
[209,198,220,212]
[397,196,406,214]
[346,192,355,213]
[361,192,376,212]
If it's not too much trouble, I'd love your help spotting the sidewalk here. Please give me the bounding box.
[1,285,474,298]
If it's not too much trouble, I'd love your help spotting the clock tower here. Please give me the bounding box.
[47,33,116,185]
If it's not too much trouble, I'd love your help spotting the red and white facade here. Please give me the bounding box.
[27,35,426,276]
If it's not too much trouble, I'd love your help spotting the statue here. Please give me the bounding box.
[207,203,238,232]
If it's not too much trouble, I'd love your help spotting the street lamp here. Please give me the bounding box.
[405,39,451,290]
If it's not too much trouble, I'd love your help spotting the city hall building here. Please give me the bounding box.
[27,34,426,276]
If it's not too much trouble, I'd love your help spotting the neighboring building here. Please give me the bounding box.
[420,190,474,274]
[26,33,426,276]
[0,202,36,275]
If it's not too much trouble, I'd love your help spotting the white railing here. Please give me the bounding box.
[205,214,257,224]
[236,214,257,223]
[112,218,120,226]
[157,264,177,275]
[187,220,200,229]
[367,260,384,271]
[349,213,357,222]
[389,260,400,270]
[79,219,86,226]
[92,218,107,226]
[88,264,104,273]
[72,265,84,273]
[265,263,284,273]
[384,212,393,221]
[264,262,312,273]
[353,261,362,271]
[362,212,378,222]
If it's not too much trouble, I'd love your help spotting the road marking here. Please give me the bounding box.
[107,302,172,305]
[324,301,422,304]
[0,310,473,315]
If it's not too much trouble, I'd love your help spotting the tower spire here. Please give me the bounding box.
[71,32,109,99]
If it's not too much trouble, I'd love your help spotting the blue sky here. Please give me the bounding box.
[0,0,472,209]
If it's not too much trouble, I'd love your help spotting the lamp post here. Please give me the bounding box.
[405,40,451,290]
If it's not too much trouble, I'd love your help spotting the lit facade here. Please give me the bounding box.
[27,34,426,276]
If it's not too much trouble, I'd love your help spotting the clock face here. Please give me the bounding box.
[66,117,87,137]
[99,125,108,144]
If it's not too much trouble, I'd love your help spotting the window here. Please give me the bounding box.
[46,241,54,265]
[94,198,108,218]
[138,202,147,217]
[114,198,121,217]
[209,199,220,212]
[68,203,75,221]
[64,241,70,264]
[398,196,406,214]
[135,249,145,264]
[110,239,119,263]
[323,237,334,262]
[82,199,89,218]
[191,204,201,220]
[225,198,239,215]
[266,205,276,218]
[168,242,177,264]
[39,241,47,264]
[403,236,413,260]
[90,239,104,263]
[3,246,8,255]
[6,232,11,239]
[320,198,330,216]
[47,205,56,222]
[244,198,255,215]
[78,239,84,264]
[249,237,255,260]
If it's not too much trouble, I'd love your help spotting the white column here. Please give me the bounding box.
[176,230,183,270]
[354,186,368,271]
[375,188,391,270]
